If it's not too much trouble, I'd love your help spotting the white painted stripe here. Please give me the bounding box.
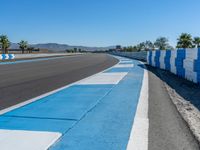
[114,64,134,68]
[0,129,61,150]
[77,72,127,85]
[120,60,133,63]
[120,59,131,61]
[126,62,149,150]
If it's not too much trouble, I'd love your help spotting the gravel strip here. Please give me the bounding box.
[164,82,200,145]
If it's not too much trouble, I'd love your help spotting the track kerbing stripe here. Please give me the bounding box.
[126,62,149,150]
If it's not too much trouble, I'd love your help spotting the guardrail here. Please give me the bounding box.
[147,48,200,84]
[110,51,147,61]
[0,54,15,60]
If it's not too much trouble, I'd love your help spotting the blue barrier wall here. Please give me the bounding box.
[147,48,200,84]
[165,50,171,71]
[155,50,160,68]
[0,54,15,60]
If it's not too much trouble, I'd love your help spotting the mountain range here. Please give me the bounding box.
[10,43,115,52]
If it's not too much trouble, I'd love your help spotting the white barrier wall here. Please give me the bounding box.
[170,50,177,75]
[184,49,198,83]
[159,51,166,69]
[147,48,200,84]
[151,51,156,67]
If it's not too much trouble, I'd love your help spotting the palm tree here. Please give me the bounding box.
[144,40,155,50]
[27,47,34,53]
[137,42,145,51]
[193,37,200,48]
[18,40,28,54]
[0,35,10,54]
[154,37,169,50]
[74,48,77,53]
[177,33,194,48]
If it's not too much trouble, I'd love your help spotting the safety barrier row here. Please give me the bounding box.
[147,48,200,84]
[0,54,15,60]
[110,51,147,61]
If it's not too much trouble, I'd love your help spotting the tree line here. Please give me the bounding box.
[1,33,200,53]
[123,33,200,51]
[0,35,35,54]
[66,48,86,53]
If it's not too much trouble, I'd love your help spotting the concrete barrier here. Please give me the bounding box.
[147,48,200,84]
[110,51,147,61]
[13,53,80,59]
[0,54,15,60]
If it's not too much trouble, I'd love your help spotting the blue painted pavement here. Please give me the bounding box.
[0,56,145,150]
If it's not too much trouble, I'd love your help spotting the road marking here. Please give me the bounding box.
[77,72,127,85]
[120,60,131,62]
[126,62,149,150]
[0,129,61,150]
[114,64,134,68]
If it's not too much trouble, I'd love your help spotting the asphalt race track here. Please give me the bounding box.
[0,54,118,110]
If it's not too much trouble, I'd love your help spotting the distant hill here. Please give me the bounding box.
[10,43,115,52]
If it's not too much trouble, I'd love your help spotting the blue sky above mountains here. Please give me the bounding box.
[0,0,200,47]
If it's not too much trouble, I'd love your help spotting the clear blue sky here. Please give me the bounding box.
[0,0,200,47]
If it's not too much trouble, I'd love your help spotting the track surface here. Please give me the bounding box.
[0,56,145,150]
[0,54,118,110]
[0,54,199,149]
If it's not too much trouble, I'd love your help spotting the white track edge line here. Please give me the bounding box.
[126,61,149,150]
[0,56,121,115]
[0,129,62,150]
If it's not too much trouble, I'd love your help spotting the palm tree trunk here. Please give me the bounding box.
[5,48,8,54]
